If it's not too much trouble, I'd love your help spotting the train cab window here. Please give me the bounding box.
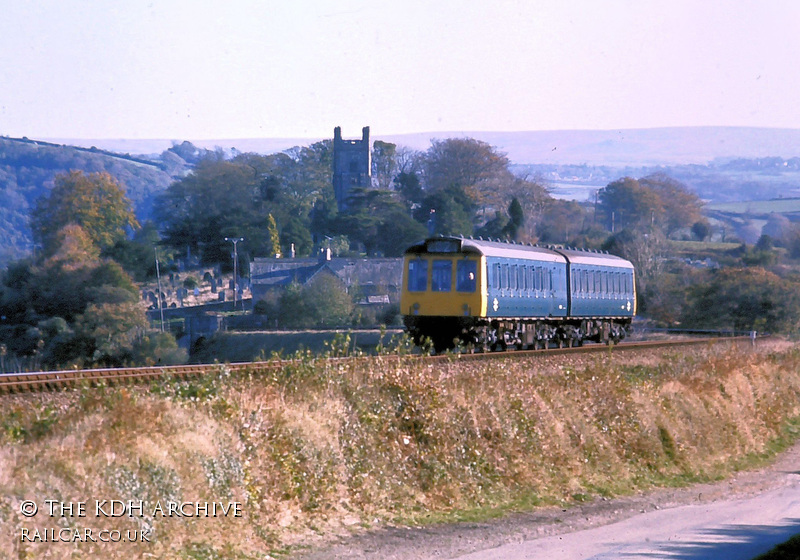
[407,259,428,292]
[431,260,452,292]
[456,260,477,292]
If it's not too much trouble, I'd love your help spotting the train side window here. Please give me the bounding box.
[613,272,620,294]
[601,271,608,295]
[431,260,452,292]
[492,263,500,289]
[546,269,552,292]
[518,265,525,293]
[407,259,428,292]
[594,270,601,294]
[510,265,517,290]
[456,260,477,292]
[535,267,542,291]
[502,264,509,290]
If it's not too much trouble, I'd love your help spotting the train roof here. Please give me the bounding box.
[404,237,634,269]
[554,247,634,269]
[405,237,566,263]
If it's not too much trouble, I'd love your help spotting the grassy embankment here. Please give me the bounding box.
[1,340,799,559]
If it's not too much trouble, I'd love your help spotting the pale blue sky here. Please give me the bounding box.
[1,0,798,140]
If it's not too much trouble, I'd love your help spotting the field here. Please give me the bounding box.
[706,198,800,215]
[1,340,799,559]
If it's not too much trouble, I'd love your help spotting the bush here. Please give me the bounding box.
[277,277,354,329]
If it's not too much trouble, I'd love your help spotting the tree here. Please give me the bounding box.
[104,221,165,281]
[682,267,800,334]
[417,186,476,237]
[31,171,139,256]
[424,138,513,215]
[335,188,424,255]
[280,215,313,257]
[156,159,258,265]
[603,228,667,302]
[505,197,525,240]
[276,276,354,328]
[0,222,174,368]
[395,170,424,212]
[639,174,704,236]
[598,177,663,233]
[691,220,711,241]
[372,140,398,190]
[598,175,704,238]
[302,275,354,327]
[267,214,281,257]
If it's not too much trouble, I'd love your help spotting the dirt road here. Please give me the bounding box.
[295,441,800,560]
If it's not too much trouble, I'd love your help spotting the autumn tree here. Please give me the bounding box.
[0,223,166,367]
[31,171,139,256]
[597,177,663,233]
[639,174,704,236]
[426,138,512,214]
[598,175,703,237]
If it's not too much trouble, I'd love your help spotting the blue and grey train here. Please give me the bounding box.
[400,236,636,350]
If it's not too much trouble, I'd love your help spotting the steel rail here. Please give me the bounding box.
[0,336,754,395]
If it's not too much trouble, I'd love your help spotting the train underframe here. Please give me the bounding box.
[404,316,632,352]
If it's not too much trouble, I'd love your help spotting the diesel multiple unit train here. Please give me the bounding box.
[400,236,636,351]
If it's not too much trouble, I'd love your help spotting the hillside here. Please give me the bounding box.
[0,137,192,264]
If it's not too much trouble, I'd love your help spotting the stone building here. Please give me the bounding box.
[249,249,402,307]
[332,126,371,210]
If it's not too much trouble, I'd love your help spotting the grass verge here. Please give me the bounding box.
[0,340,798,559]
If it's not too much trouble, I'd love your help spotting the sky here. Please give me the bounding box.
[1,0,799,141]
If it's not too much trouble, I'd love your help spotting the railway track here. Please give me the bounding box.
[0,336,753,395]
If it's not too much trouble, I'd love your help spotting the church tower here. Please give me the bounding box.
[332,126,371,211]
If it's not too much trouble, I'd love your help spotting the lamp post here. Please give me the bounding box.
[225,237,244,311]
[154,248,165,332]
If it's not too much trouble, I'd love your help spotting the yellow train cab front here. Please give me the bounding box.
[401,254,487,318]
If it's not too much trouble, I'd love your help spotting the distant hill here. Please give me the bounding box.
[51,126,800,166]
